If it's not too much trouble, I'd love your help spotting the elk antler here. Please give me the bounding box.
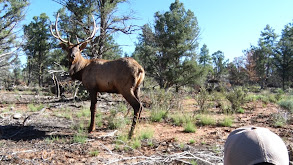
[76,14,97,45]
[50,13,98,46]
[50,13,69,44]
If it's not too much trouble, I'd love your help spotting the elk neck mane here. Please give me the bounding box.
[69,54,90,81]
[69,55,109,81]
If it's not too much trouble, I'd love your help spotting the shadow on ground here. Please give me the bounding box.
[0,125,69,141]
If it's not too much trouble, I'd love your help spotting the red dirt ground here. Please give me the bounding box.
[0,91,292,164]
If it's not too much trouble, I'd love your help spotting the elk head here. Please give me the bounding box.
[50,13,98,63]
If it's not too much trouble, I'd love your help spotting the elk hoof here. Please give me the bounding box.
[128,131,134,139]
[88,126,95,133]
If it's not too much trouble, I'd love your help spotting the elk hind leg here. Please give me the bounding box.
[134,87,143,118]
[122,91,142,139]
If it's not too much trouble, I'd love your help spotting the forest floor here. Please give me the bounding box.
[0,90,292,165]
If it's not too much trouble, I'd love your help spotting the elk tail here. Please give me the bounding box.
[135,68,145,89]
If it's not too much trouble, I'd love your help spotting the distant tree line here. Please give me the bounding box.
[0,0,292,92]
[133,0,293,91]
[228,24,293,90]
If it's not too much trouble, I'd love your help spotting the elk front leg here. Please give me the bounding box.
[88,91,97,133]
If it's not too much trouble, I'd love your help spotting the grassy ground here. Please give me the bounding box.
[0,87,292,164]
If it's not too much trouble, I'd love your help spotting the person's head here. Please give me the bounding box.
[224,126,289,165]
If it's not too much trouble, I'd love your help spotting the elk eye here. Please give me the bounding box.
[71,52,75,58]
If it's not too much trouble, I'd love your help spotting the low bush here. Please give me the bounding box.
[90,150,99,156]
[27,103,44,112]
[95,111,103,127]
[183,121,196,133]
[147,88,182,121]
[237,108,245,114]
[272,113,288,127]
[219,116,233,127]
[197,115,216,126]
[72,133,87,144]
[246,94,258,102]
[76,107,91,118]
[108,115,128,130]
[150,109,167,122]
[131,137,141,149]
[107,103,130,129]
[278,98,293,113]
[139,128,154,140]
[247,85,261,93]
[226,87,246,113]
[169,113,187,126]
[194,88,210,113]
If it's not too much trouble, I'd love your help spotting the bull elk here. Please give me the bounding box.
[50,14,145,138]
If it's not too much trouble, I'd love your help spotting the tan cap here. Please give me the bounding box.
[224,126,289,165]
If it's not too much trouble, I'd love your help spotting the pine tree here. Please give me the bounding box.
[133,0,201,90]
[0,0,28,83]
[53,0,135,59]
[257,24,278,88]
[199,44,211,67]
[228,56,247,85]
[23,13,52,86]
[274,22,293,89]
[211,50,228,80]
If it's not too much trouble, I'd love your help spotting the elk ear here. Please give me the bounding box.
[79,42,88,51]
[60,43,69,52]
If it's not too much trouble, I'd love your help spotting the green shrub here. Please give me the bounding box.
[195,88,210,113]
[246,94,258,102]
[278,98,293,113]
[226,87,246,113]
[275,89,284,101]
[219,116,233,127]
[117,103,128,112]
[107,106,130,129]
[170,113,186,126]
[108,116,127,130]
[72,122,85,133]
[183,121,196,133]
[190,160,198,165]
[90,150,99,156]
[150,109,167,122]
[95,111,103,127]
[149,88,173,111]
[76,107,91,118]
[197,115,216,126]
[45,135,65,144]
[237,108,245,114]
[131,138,141,149]
[272,113,287,127]
[148,88,181,119]
[189,139,195,144]
[116,134,128,145]
[247,85,261,93]
[28,103,44,112]
[72,133,87,144]
[139,128,154,140]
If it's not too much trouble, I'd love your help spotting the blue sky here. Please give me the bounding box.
[23,0,293,62]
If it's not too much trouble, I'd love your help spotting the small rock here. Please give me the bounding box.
[10,107,15,111]
[13,113,22,119]
[183,145,190,151]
